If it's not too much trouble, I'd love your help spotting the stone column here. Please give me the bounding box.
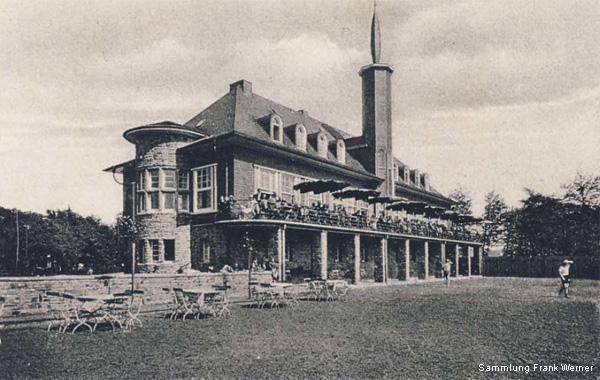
[441,242,446,263]
[424,241,429,280]
[455,245,460,278]
[277,227,283,281]
[281,227,287,281]
[405,239,411,281]
[478,246,483,276]
[381,237,388,283]
[320,230,328,280]
[468,246,473,277]
[354,234,361,284]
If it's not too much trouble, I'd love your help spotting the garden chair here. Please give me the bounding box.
[172,288,198,320]
[113,290,144,330]
[161,288,178,320]
[211,285,231,317]
[45,291,78,333]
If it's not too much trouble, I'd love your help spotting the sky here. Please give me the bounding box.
[1,0,599,223]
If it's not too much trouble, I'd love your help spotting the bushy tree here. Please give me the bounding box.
[562,172,600,208]
[449,188,473,215]
[0,207,121,276]
[482,191,507,255]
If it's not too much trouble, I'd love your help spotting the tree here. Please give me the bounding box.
[482,191,507,255]
[449,188,473,215]
[562,172,600,208]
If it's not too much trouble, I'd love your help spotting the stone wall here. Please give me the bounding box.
[0,272,272,328]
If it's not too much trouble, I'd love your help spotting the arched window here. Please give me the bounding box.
[295,124,307,151]
[377,149,386,177]
[270,114,283,143]
[317,132,328,158]
[336,140,346,164]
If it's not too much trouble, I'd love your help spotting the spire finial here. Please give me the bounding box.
[370,2,381,63]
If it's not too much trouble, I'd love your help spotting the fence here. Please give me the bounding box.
[0,271,272,328]
[484,256,600,280]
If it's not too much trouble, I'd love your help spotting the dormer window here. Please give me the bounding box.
[423,174,430,191]
[295,124,307,151]
[336,140,346,164]
[270,114,283,143]
[393,163,399,181]
[413,169,420,187]
[404,167,410,183]
[317,132,328,158]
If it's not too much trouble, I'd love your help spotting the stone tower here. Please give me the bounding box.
[359,4,394,196]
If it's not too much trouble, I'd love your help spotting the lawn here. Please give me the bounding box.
[1,278,598,380]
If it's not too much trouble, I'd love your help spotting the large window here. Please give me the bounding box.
[164,192,176,209]
[254,166,323,206]
[149,169,160,189]
[178,171,190,212]
[193,164,217,213]
[163,169,176,189]
[150,240,160,262]
[280,173,295,203]
[150,192,160,210]
[164,240,175,261]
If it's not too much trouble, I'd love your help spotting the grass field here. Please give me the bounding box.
[0,278,598,380]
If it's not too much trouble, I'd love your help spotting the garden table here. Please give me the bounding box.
[181,288,221,318]
[71,294,127,333]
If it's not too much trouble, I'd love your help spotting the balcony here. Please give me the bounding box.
[215,197,482,244]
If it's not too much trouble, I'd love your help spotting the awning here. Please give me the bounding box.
[386,201,427,214]
[423,205,447,218]
[103,159,136,174]
[366,196,406,204]
[455,214,484,224]
[332,188,380,200]
[293,180,350,194]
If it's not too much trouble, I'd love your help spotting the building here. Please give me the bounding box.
[105,8,482,283]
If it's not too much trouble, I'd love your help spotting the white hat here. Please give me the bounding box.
[563,260,573,264]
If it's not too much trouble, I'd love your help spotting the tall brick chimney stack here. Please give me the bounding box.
[359,3,395,196]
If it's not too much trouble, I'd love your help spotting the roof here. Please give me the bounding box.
[184,84,368,174]
[103,159,135,174]
[123,121,206,143]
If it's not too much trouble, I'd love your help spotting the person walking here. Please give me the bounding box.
[558,260,573,298]
[442,259,452,287]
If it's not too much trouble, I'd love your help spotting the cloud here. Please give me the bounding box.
[389,0,600,112]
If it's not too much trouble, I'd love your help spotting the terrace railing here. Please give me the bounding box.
[216,198,482,244]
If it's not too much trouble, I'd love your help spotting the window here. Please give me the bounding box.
[257,167,277,193]
[164,240,175,261]
[138,171,146,190]
[317,132,328,158]
[178,171,189,190]
[164,192,176,209]
[193,165,217,212]
[150,192,160,210]
[137,240,146,263]
[150,240,160,262]
[137,194,146,213]
[149,169,159,189]
[270,114,283,143]
[164,169,176,189]
[295,124,307,151]
[281,173,295,203]
[404,167,410,183]
[413,170,420,187]
[178,194,189,211]
[393,163,399,181]
[423,174,430,191]
[336,140,346,164]
[201,240,211,263]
